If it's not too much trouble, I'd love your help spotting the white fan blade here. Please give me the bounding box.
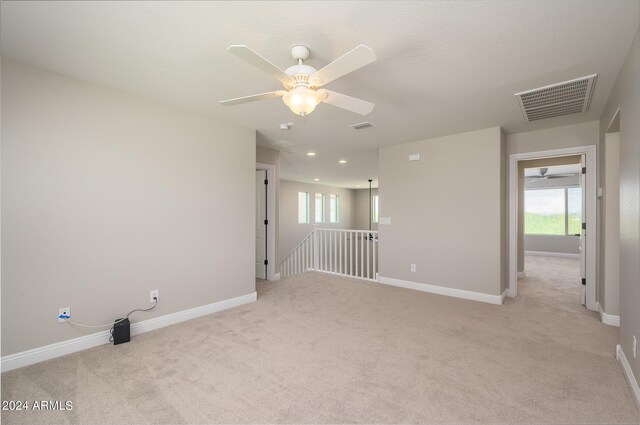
[547,173,578,179]
[311,44,376,86]
[227,45,292,83]
[319,89,374,115]
[220,90,287,106]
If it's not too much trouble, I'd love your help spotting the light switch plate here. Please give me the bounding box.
[379,217,391,225]
[409,154,420,161]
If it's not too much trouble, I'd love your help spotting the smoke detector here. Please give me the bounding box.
[515,74,597,122]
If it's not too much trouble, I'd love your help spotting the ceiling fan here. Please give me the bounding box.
[220,44,376,116]
[526,167,576,182]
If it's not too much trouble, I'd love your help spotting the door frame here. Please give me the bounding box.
[508,145,597,311]
[256,162,277,281]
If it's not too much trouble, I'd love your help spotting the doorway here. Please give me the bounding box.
[256,163,277,281]
[521,159,584,305]
[509,145,597,311]
[255,169,267,280]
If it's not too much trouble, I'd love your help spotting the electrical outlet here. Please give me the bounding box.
[410,264,416,273]
[633,335,637,359]
[58,307,70,323]
[150,290,159,303]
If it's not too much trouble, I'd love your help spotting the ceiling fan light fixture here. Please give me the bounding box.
[282,86,323,116]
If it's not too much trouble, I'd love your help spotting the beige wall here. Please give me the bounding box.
[1,61,256,356]
[278,180,355,264]
[500,129,507,293]
[602,132,620,315]
[256,144,279,167]
[353,188,378,231]
[506,121,599,155]
[378,127,505,296]
[600,28,639,377]
[525,235,580,255]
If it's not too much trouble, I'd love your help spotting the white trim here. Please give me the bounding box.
[617,344,640,407]
[525,250,580,258]
[377,275,504,305]
[312,268,377,282]
[1,292,257,372]
[256,163,277,281]
[517,271,527,278]
[508,145,597,310]
[598,303,621,327]
[606,106,621,133]
[501,289,508,303]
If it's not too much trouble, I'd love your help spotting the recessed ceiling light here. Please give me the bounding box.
[307,152,316,156]
[338,159,347,164]
[314,178,320,182]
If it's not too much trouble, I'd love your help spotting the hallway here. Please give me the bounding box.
[520,254,583,314]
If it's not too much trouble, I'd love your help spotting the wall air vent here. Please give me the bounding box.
[515,74,597,122]
[350,122,373,130]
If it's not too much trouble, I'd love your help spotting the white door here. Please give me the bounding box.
[579,154,587,306]
[255,170,267,279]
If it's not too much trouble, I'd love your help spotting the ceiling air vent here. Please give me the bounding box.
[269,139,295,149]
[350,122,373,130]
[515,74,597,122]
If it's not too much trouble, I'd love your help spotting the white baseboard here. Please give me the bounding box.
[598,302,621,327]
[525,250,580,258]
[377,275,504,305]
[1,291,257,373]
[501,289,508,303]
[617,344,640,407]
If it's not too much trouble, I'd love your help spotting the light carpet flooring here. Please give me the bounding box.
[2,255,638,424]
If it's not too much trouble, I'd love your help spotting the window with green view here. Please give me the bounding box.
[315,193,325,223]
[298,192,309,224]
[524,187,582,235]
[329,194,339,223]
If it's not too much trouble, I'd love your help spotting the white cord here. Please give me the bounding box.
[67,318,125,328]
[64,299,157,328]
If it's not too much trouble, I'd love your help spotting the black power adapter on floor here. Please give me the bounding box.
[112,318,130,345]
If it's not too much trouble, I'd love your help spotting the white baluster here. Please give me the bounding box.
[360,232,364,278]
[350,231,353,276]
[373,233,377,280]
[323,231,327,271]
[343,231,347,274]
[338,231,342,274]
[332,231,336,273]
[367,233,370,279]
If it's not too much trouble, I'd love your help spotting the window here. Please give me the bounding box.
[298,192,309,224]
[329,194,339,223]
[524,187,582,235]
[315,193,325,223]
[372,195,379,223]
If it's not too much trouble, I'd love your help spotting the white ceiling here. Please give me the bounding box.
[1,1,638,188]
